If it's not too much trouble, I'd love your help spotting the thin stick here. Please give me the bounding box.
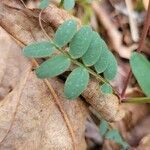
[39,9,51,40]
[121,1,150,99]
[125,0,139,42]
[19,0,27,8]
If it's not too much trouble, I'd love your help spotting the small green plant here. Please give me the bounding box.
[23,18,127,146]
[99,120,129,150]
[22,1,150,149]
[23,19,117,99]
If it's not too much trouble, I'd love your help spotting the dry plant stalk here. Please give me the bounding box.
[0,0,124,122]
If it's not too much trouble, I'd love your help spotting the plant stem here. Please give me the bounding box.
[121,1,150,99]
[123,97,150,104]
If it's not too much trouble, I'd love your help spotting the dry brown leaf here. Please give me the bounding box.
[82,78,124,121]
[0,27,88,149]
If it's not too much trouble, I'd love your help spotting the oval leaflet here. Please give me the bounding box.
[54,19,77,48]
[103,51,118,81]
[82,32,102,66]
[64,67,89,99]
[36,54,71,78]
[23,41,55,58]
[130,52,150,97]
[39,0,49,9]
[69,26,93,59]
[64,0,75,10]
[94,41,110,73]
[99,119,109,136]
[100,83,113,94]
[105,129,129,149]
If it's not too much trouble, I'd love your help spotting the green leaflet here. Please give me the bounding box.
[23,41,55,58]
[64,67,89,99]
[99,119,109,136]
[64,0,75,10]
[105,129,129,150]
[104,51,118,81]
[82,32,102,66]
[94,41,110,73]
[100,83,113,94]
[69,26,93,59]
[39,0,49,9]
[36,54,71,78]
[130,52,150,97]
[54,20,77,48]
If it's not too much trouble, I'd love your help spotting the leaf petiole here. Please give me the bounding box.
[123,97,150,103]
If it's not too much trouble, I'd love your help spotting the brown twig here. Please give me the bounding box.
[19,0,27,8]
[121,1,150,99]
[39,9,51,40]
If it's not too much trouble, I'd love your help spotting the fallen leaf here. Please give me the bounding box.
[0,27,88,149]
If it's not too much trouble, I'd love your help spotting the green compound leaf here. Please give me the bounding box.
[130,52,150,97]
[94,41,110,73]
[36,54,71,78]
[99,119,109,136]
[69,26,93,59]
[54,20,77,48]
[64,67,89,99]
[23,41,55,58]
[100,83,113,94]
[64,0,75,10]
[105,129,129,150]
[39,0,49,9]
[82,32,102,66]
[104,51,118,81]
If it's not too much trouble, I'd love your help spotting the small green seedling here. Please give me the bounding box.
[23,19,118,99]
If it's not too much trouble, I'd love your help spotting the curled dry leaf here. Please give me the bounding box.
[0,0,124,123]
[82,78,124,121]
[0,28,88,149]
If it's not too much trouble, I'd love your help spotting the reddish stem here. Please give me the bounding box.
[121,1,150,99]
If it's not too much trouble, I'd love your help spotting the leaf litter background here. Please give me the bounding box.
[0,0,150,149]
